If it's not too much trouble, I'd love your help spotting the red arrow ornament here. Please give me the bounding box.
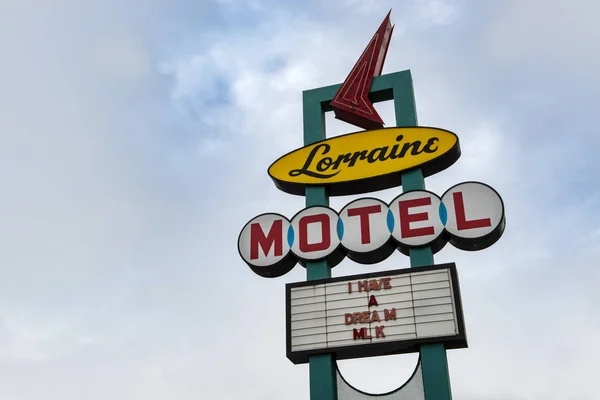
[330,11,394,130]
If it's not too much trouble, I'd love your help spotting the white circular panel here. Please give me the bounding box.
[441,182,504,241]
[389,190,445,248]
[238,213,294,277]
[290,206,340,261]
[339,198,391,254]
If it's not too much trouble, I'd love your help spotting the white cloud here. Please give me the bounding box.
[413,0,458,27]
[481,0,600,74]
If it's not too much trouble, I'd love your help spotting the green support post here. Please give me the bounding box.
[393,77,453,400]
[302,70,452,400]
[302,89,338,400]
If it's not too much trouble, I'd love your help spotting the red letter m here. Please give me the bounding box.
[353,328,367,340]
[250,220,283,260]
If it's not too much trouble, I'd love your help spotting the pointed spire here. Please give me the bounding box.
[330,11,394,130]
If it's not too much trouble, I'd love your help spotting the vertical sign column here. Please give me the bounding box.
[302,89,338,400]
[394,75,453,400]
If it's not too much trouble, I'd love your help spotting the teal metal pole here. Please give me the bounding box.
[394,79,453,400]
[302,90,338,400]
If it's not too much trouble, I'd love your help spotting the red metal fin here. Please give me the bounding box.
[330,11,394,130]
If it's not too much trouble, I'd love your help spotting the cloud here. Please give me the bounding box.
[0,0,598,399]
[482,0,600,74]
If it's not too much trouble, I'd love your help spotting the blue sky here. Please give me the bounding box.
[0,0,598,399]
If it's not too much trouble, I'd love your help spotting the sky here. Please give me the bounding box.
[0,0,598,399]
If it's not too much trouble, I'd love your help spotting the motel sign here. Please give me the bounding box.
[236,11,506,400]
[239,181,505,277]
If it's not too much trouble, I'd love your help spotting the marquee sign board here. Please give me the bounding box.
[286,263,466,364]
[268,126,460,196]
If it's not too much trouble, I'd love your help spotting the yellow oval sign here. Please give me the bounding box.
[268,127,460,196]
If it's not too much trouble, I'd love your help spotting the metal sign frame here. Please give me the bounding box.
[302,70,454,400]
